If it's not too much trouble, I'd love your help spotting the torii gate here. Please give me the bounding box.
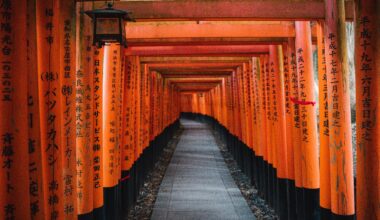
[0,0,378,220]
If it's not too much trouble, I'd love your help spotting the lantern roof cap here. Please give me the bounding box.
[85,4,135,21]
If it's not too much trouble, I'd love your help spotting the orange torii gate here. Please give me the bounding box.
[0,0,379,220]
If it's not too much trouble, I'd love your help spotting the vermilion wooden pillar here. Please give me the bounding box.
[0,1,30,219]
[60,0,78,218]
[317,21,331,219]
[295,21,320,220]
[221,78,228,128]
[102,44,122,220]
[27,0,45,218]
[134,55,142,160]
[270,45,289,219]
[92,47,104,215]
[142,64,150,151]
[283,43,297,220]
[76,2,94,217]
[226,76,234,137]
[258,56,268,200]
[263,54,275,208]
[325,0,355,219]
[123,57,137,171]
[37,0,65,219]
[233,71,241,140]
[287,37,305,220]
[354,0,379,219]
[251,58,260,187]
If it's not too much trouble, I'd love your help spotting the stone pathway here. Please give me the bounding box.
[151,119,255,220]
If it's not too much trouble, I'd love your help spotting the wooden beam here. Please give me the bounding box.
[179,89,213,92]
[148,62,243,68]
[88,0,354,21]
[125,45,269,56]
[140,56,252,63]
[126,22,295,39]
[167,79,223,83]
[127,37,286,46]
[161,73,232,78]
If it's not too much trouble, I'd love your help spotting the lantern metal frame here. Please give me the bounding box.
[85,3,134,48]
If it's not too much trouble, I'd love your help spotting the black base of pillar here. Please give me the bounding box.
[103,184,121,220]
[278,178,289,220]
[320,207,332,220]
[331,213,355,220]
[93,206,105,220]
[121,170,130,217]
[257,156,265,198]
[304,188,320,220]
[273,168,278,213]
[287,179,297,220]
[264,162,269,201]
[296,186,306,220]
[78,200,105,220]
[268,164,274,208]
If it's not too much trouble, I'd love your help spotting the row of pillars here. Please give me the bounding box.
[0,0,182,219]
[180,1,379,219]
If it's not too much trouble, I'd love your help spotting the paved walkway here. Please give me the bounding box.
[151,119,255,220]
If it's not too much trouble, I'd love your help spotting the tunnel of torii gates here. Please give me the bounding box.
[0,0,379,220]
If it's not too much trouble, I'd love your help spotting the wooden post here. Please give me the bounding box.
[27,0,45,218]
[251,58,260,188]
[258,56,268,199]
[264,54,276,208]
[283,42,297,220]
[37,0,65,219]
[270,45,289,219]
[60,0,78,218]
[317,21,332,219]
[287,37,305,220]
[295,21,320,220]
[325,0,355,218]
[0,0,31,219]
[102,44,122,220]
[354,0,380,219]
[76,2,94,216]
[92,47,104,215]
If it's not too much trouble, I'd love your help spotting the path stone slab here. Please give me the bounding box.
[151,119,255,220]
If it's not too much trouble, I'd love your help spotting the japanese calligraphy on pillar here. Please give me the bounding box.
[103,44,122,187]
[134,56,142,157]
[1,0,13,102]
[92,48,103,208]
[76,3,94,213]
[37,0,64,219]
[116,48,123,183]
[283,47,291,115]
[1,1,32,215]
[355,1,379,219]
[259,56,268,158]
[326,32,340,129]
[296,48,309,142]
[60,1,77,217]
[27,0,45,218]
[270,60,278,122]
[318,26,329,137]
[122,56,135,171]
[290,47,300,130]
[357,14,374,143]
[265,57,271,122]
[110,46,121,184]
[325,0,355,215]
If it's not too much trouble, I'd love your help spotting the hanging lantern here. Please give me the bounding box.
[85,3,134,48]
